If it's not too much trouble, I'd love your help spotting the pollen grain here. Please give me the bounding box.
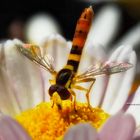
[16,101,109,140]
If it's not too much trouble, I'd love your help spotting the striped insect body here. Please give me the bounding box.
[17,6,133,110]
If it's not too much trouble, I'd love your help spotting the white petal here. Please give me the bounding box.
[101,45,133,112]
[41,34,71,71]
[40,68,52,101]
[109,45,133,61]
[112,24,140,75]
[90,76,109,107]
[87,5,121,48]
[114,23,140,49]
[126,87,140,126]
[64,123,98,140]
[0,70,21,116]
[85,44,108,106]
[2,40,44,113]
[110,51,137,114]
[85,43,107,64]
[77,43,108,104]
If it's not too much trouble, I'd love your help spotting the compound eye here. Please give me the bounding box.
[49,85,57,97]
[57,87,70,100]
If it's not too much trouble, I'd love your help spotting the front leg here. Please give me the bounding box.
[49,79,56,85]
[51,91,62,110]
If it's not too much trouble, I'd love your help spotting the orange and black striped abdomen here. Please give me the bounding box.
[66,6,94,72]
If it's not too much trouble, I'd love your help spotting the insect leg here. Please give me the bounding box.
[68,89,77,111]
[72,78,96,108]
[51,100,54,108]
[51,92,62,110]
[86,79,95,108]
[49,79,55,85]
[49,73,57,84]
[71,84,88,92]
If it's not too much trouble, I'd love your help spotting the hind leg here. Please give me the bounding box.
[71,78,96,108]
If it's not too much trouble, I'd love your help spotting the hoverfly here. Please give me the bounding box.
[17,6,133,109]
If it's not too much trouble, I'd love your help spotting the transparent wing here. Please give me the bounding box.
[74,61,133,82]
[17,44,56,74]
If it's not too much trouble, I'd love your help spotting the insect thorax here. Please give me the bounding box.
[56,68,74,87]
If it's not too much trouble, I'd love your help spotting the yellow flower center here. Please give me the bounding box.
[16,101,109,140]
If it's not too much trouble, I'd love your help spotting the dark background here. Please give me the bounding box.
[0,0,140,42]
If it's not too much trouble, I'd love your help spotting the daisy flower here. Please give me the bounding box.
[0,5,140,140]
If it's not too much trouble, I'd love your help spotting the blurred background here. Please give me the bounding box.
[0,0,140,90]
[0,0,139,41]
